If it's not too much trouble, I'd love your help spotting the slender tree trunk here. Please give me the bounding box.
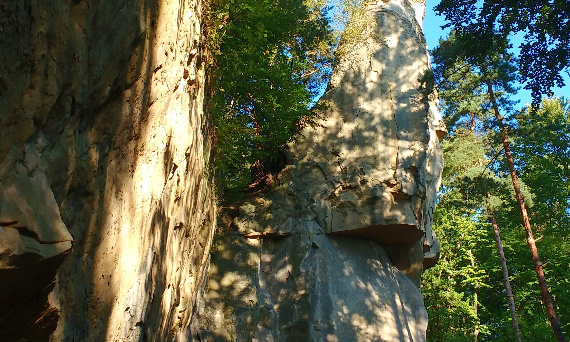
[491,215,522,342]
[486,80,567,342]
[468,249,479,342]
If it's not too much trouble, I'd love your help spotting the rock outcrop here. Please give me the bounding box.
[1,0,444,341]
[0,1,215,341]
[195,0,445,341]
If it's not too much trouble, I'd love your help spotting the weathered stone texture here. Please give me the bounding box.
[195,1,445,341]
[198,228,428,342]
[0,1,215,341]
[302,0,445,247]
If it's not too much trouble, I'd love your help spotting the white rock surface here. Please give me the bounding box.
[0,144,73,257]
[294,0,445,244]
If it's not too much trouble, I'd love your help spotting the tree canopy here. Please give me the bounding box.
[435,0,570,100]
[205,0,337,201]
[425,28,570,340]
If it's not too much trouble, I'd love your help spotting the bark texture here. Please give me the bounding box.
[486,80,566,342]
[491,216,522,342]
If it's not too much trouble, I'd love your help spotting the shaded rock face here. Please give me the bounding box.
[0,1,215,341]
[199,228,428,342]
[0,145,73,341]
[196,0,445,341]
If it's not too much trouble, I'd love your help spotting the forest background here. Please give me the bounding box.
[203,0,570,341]
[422,1,569,341]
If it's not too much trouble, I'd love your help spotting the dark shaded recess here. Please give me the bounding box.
[328,223,423,244]
[0,249,71,342]
[246,148,291,194]
[423,255,438,270]
[1,225,67,245]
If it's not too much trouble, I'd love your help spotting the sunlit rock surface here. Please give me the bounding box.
[0,1,215,341]
[198,228,428,342]
[195,0,445,341]
[305,0,446,248]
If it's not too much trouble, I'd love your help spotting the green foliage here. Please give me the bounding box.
[508,98,570,337]
[431,32,519,132]
[333,1,376,58]
[424,207,494,341]
[512,97,570,223]
[435,0,570,100]
[205,0,336,201]
[426,55,570,340]
[428,28,570,340]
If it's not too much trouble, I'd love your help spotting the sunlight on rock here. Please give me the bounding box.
[198,1,443,341]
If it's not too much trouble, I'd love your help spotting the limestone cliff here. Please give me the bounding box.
[0,1,215,341]
[195,0,445,341]
[0,0,444,341]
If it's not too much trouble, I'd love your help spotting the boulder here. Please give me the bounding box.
[198,226,428,342]
[0,143,73,342]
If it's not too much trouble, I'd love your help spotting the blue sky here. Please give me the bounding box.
[423,1,570,109]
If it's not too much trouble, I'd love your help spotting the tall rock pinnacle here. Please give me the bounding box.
[195,1,446,341]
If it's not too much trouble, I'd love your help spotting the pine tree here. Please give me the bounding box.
[490,214,522,342]
[429,31,568,341]
[435,0,570,101]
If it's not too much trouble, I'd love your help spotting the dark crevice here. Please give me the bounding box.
[1,225,72,244]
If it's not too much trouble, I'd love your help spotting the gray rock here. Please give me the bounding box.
[291,0,445,247]
[0,0,216,341]
[196,1,445,341]
[0,143,73,341]
[198,225,427,342]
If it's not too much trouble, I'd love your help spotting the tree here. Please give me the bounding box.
[511,97,570,337]
[490,214,523,342]
[435,0,570,101]
[423,121,530,341]
[430,32,568,341]
[487,98,570,340]
[486,73,566,342]
[423,205,493,342]
[205,0,336,200]
[512,97,570,226]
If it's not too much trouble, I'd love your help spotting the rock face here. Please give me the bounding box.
[195,0,445,341]
[0,145,74,340]
[1,0,444,340]
[199,228,428,342]
[0,1,215,341]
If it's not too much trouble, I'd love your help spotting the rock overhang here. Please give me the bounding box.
[228,0,446,272]
[196,1,445,340]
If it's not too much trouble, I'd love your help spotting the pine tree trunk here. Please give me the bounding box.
[486,80,567,342]
[491,215,522,342]
[468,249,479,342]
